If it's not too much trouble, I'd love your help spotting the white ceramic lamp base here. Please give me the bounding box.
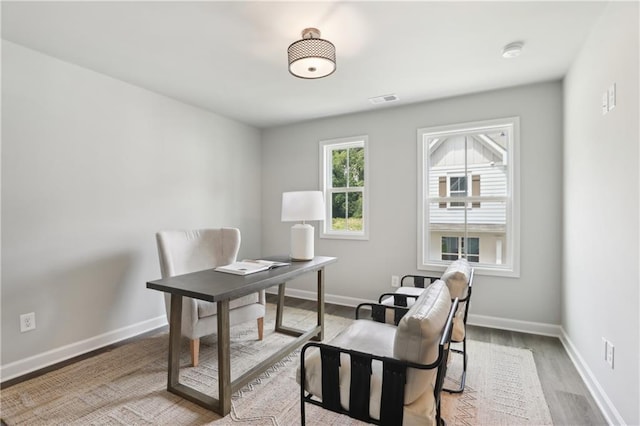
[290,223,315,261]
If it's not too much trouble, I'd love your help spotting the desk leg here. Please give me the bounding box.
[168,294,183,388]
[314,268,325,341]
[275,283,286,330]
[217,299,231,416]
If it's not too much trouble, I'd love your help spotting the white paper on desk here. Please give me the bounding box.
[215,260,290,275]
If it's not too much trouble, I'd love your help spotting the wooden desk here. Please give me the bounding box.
[146,255,337,416]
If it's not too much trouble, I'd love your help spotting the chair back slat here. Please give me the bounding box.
[349,354,373,422]
[380,362,407,425]
[319,346,342,412]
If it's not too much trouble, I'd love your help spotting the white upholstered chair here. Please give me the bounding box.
[378,259,474,393]
[299,280,457,426]
[156,228,265,367]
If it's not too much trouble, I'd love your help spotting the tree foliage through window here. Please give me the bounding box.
[320,136,368,239]
[331,147,364,229]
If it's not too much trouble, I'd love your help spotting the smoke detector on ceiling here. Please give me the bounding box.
[502,41,524,58]
[369,94,399,105]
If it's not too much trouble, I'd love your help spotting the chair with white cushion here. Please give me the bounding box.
[378,259,474,393]
[156,228,265,367]
[299,280,457,426]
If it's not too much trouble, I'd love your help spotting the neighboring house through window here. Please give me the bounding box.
[319,135,369,240]
[418,117,520,276]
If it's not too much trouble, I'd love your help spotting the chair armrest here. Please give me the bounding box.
[377,292,421,305]
[400,274,439,288]
[356,302,410,325]
[460,268,474,303]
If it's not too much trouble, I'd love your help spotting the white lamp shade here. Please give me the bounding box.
[281,191,325,222]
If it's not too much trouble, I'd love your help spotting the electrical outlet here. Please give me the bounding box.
[20,312,36,332]
[606,341,615,369]
[391,275,400,288]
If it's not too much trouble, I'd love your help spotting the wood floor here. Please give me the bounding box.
[2,295,608,425]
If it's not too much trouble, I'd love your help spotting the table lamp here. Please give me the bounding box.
[281,191,325,261]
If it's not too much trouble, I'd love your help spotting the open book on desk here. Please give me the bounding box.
[214,259,290,276]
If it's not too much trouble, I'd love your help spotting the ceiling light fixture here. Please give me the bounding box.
[288,28,336,79]
[502,41,524,59]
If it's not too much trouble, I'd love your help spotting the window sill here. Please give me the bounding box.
[419,262,520,278]
[320,232,369,241]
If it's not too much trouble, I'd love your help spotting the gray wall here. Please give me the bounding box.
[1,41,262,367]
[262,81,563,326]
[563,2,639,424]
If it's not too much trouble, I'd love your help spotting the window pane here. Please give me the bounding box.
[331,192,346,230]
[449,176,467,207]
[346,192,363,231]
[332,149,347,188]
[467,237,480,255]
[331,192,364,231]
[442,237,458,255]
[348,147,365,187]
[450,176,467,192]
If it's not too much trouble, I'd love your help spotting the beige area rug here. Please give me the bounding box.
[1,305,552,425]
[441,340,553,425]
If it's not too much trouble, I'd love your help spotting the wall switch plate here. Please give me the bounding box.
[391,275,400,288]
[602,92,609,115]
[602,337,615,369]
[608,83,616,111]
[606,341,615,369]
[20,312,36,332]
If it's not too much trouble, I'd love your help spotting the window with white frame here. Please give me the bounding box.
[418,117,520,276]
[319,136,369,240]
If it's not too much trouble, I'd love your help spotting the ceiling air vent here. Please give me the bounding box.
[369,94,399,105]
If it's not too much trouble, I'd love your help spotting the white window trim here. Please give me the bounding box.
[417,117,520,277]
[319,135,369,240]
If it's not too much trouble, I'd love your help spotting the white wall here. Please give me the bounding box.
[1,41,262,373]
[563,3,639,425]
[262,81,563,327]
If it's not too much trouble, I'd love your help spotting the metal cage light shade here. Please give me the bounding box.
[288,28,336,79]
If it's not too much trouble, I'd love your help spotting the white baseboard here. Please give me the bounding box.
[559,329,625,426]
[267,288,564,337]
[0,315,167,383]
[467,313,562,337]
[266,287,377,308]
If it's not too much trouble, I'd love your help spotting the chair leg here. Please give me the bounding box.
[257,317,264,340]
[443,337,466,393]
[190,338,200,367]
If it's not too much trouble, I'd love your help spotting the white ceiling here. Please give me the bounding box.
[2,1,608,128]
